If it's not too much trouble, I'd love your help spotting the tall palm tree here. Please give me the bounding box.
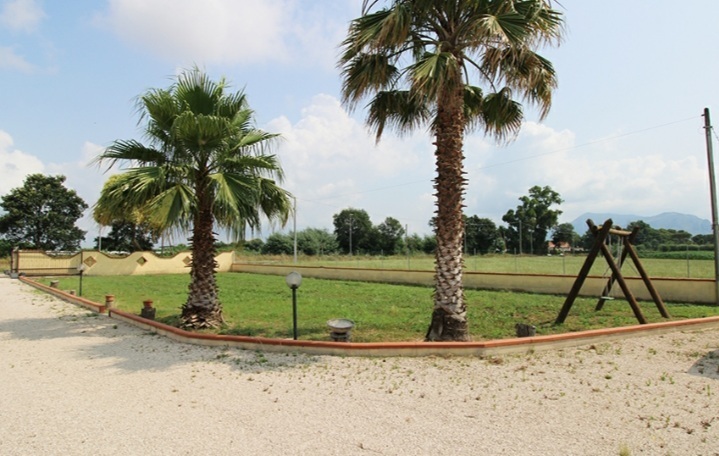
[339,0,563,340]
[94,68,292,329]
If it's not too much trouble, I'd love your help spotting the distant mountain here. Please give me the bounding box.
[570,212,712,235]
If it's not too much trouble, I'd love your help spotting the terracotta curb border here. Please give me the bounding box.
[20,276,107,313]
[18,276,719,357]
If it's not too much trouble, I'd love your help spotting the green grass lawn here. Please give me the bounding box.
[38,272,719,342]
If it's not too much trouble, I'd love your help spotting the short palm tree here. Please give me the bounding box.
[94,68,292,329]
[339,0,564,340]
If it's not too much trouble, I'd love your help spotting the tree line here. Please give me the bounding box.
[246,185,562,256]
[2,176,712,258]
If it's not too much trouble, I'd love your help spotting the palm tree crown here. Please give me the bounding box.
[95,68,291,328]
[339,0,563,340]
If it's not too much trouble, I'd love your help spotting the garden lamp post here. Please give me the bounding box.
[77,264,86,297]
[285,271,302,340]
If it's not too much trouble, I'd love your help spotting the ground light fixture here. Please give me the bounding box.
[285,271,302,340]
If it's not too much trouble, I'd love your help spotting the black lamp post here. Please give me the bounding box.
[285,271,302,340]
[77,264,86,297]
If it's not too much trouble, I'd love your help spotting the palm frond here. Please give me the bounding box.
[92,140,166,169]
[145,183,195,230]
[515,0,564,45]
[228,107,254,133]
[232,130,281,153]
[172,112,231,153]
[476,10,529,45]
[409,50,462,98]
[216,154,285,180]
[375,2,413,47]
[462,85,485,130]
[481,87,523,142]
[138,89,178,145]
[210,174,291,235]
[174,67,226,116]
[340,53,400,109]
[209,172,258,223]
[93,169,166,225]
[340,9,395,58]
[257,178,292,226]
[482,45,557,118]
[366,90,431,140]
[217,89,249,118]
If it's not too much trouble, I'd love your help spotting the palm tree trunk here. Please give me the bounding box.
[426,82,469,342]
[181,173,223,329]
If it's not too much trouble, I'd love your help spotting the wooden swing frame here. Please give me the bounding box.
[555,218,670,325]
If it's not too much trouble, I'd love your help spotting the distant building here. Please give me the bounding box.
[547,241,572,253]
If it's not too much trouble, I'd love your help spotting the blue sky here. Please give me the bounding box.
[2,0,719,245]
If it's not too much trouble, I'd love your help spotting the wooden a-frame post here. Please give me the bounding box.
[555,219,670,325]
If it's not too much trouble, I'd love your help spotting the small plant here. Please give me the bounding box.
[487,356,504,365]
[618,443,631,456]
[254,352,269,364]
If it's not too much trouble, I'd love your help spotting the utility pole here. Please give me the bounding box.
[292,197,297,264]
[405,224,410,269]
[348,214,353,256]
[703,107,719,303]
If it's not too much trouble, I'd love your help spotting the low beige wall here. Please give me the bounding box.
[15,250,235,276]
[230,263,717,304]
[12,250,79,275]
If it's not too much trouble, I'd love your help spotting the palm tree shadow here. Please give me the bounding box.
[0,311,321,374]
[688,349,719,381]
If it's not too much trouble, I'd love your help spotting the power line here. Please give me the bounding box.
[297,114,700,203]
[476,115,700,171]
[290,114,702,228]
[300,177,432,204]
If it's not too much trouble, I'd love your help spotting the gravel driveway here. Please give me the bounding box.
[1,277,718,455]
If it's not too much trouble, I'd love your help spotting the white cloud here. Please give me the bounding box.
[0,0,46,32]
[95,0,345,67]
[79,141,106,167]
[0,130,45,195]
[264,100,713,236]
[266,94,435,235]
[558,152,708,221]
[270,94,425,178]
[462,121,712,226]
[0,45,35,72]
[521,121,575,151]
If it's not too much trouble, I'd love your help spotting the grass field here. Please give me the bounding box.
[237,253,716,279]
[36,272,719,342]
